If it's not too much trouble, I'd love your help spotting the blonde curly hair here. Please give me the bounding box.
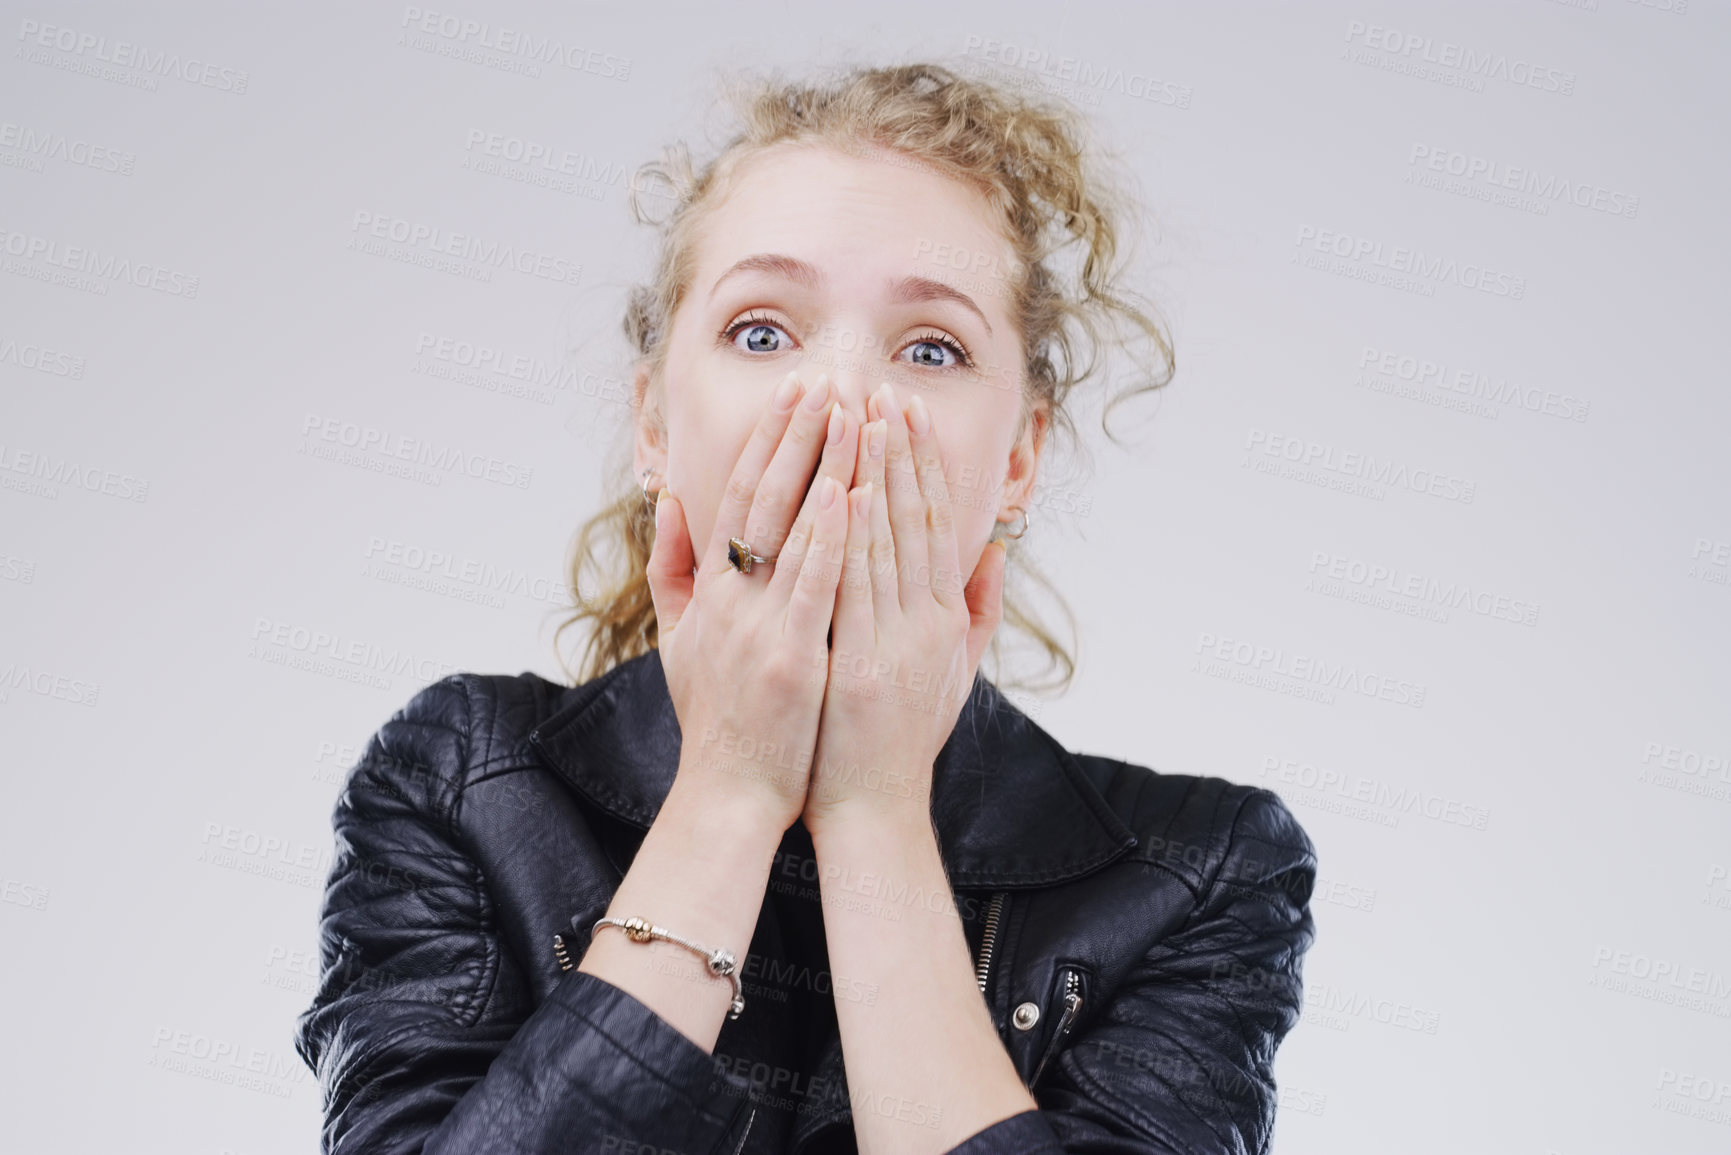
[555,61,1173,696]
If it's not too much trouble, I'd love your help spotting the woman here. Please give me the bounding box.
[295,62,1317,1155]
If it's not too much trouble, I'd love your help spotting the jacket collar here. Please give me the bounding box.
[527,648,1137,889]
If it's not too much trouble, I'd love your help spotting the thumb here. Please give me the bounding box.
[645,490,694,636]
[962,539,1008,679]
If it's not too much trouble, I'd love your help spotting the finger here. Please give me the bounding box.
[903,392,962,607]
[962,539,1008,679]
[705,370,804,575]
[644,490,695,635]
[743,373,838,564]
[767,402,859,600]
[785,476,848,644]
[769,496,816,596]
[872,383,928,607]
[833,481,876,650]
[862,422,898,605]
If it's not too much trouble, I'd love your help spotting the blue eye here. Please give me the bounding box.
[900,331,975,370]
[737,323,787,353]
[720,311,792,354]
[905,339,958,369]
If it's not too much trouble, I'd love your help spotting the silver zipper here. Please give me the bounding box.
[1028,967,1084,1089]
[727,1105,756,1155]
[974,892,1007,995]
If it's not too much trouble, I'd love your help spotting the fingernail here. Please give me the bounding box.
[821,476,841,508]
[653,487,670,527]
[868,420,886,459]
[803,375,831,412]
[853,482,872,517]
[826,403,845,446]
[906,393,931,435]
[773,372,800,411]
[875,381,897,416]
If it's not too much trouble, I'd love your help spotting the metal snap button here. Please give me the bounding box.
[1012,1001,1041,1030]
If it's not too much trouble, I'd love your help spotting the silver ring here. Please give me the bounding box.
[640,467,659,511]
[726,536,777,574]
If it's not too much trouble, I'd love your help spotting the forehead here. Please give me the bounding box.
[690,141,1019,301]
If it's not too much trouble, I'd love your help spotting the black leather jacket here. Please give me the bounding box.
[294,649,1317,1154]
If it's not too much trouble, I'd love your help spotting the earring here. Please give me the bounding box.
[990,505,1030,544]
[640,466,662,512]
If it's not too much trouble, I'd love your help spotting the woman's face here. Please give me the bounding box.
[635,140,1045,582]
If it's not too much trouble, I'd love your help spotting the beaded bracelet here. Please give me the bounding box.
[592,915,745,1020]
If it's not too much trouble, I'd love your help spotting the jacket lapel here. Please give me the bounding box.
[527,649,1138,888]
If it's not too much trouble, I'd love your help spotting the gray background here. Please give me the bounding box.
[3,1,1728,1151]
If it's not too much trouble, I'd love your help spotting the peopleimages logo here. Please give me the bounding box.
[348,211,582,285]
[299,413,534,490]
[0,334,87,379]
[0,119,135,175]
[0,663,101,707]
[1307,550,1540,627]
[958,35,1193,109]
[1193,631,1428,709]
[1260,756,1491,831]
[1244,428,1477,504]
[1303,982,1442,1034]
[15,19,251,93]
[461,130,631,186]
[362,536,568,608]
[247,616,463,688]
[0,225,200,298]
[1357,346,1590,422]
[1589,946,1731,1010]
[1407,144,1639,220]
[1294,225,1526,300]
[1342,20,1576,95]
[397,7,632,79]
[0,443,150,502]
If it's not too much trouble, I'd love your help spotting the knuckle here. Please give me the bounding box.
[725,473,758,508]
[761,652,800,690]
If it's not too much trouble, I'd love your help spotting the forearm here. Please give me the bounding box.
[811,802,1037,1155]
[578,769,784,1054]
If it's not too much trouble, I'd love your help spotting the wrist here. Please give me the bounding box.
[807,790,935,853]
[601,771,786,948]
[674,733,811,833]
[663,769,792,845]
[806,747,934,840]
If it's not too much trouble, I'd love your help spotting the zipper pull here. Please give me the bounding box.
[1028,967,1085,1090]
[553,932,574,972]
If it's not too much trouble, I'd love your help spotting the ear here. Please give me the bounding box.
[998,400,1049,516]
[631,362,668,483]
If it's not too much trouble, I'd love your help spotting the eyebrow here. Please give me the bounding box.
[707,252,994,338]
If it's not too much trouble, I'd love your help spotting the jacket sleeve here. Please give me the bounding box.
[943,788,1318,1155]
[293,676,758,1155]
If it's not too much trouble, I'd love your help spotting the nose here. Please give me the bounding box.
[811,364,887,429]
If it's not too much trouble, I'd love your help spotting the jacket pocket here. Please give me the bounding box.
[1028,964,1089,1091]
